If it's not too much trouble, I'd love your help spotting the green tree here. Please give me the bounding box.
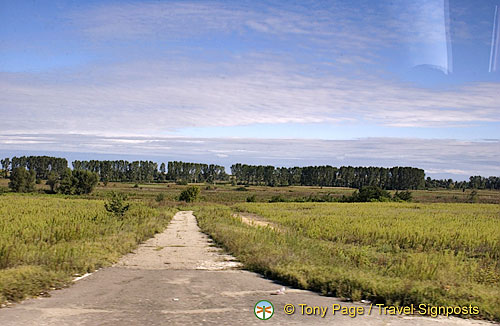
[46,171,60,193]
[8,167,36,192]
[73,170,99,195]
[59,169,76,195]
[58,169,98,195]
[1,158,10,178]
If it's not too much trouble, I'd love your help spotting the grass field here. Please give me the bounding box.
[1,178,500,320]
[195,203,500,321]
[98,182,500,204]
[0,194,176,303]
[2,178,499,204]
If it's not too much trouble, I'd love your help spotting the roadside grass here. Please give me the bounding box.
[0,194,176,304]
[195,203,500,321]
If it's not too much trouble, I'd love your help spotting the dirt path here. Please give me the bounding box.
[0,211,495,325]
[233,212,279,230]
[117,210,241,270]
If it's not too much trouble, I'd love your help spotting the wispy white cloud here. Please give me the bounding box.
[69,1,448,65]
[1,60,498,136]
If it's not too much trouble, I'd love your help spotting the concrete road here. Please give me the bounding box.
[0,211,495,325]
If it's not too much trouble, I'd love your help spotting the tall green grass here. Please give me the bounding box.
[195,203,500,321]
[0,194,175,303]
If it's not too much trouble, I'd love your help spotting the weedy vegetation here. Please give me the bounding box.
[1,174,499,321]
[195,202,500,321]
[0,194,175,303]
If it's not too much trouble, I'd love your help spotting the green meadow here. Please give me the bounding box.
[0,194,175,303]
[195,202,500,321]
[1,179,499,321]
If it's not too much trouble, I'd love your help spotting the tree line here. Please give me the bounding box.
[167,161,228,183]
[0,156,228,184]
[72,160,228,183]
[425,176,500,190]
[1,156,67,180]
[231,164,426,190]
[72,160,160,183]
[1,156,499,190]
[231,164,500,190]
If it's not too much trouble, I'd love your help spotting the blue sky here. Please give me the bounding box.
[1,0,499,179]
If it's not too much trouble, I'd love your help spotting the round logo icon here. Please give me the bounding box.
[254,300,274,320]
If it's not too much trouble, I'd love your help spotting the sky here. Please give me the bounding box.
[1,0,499,180]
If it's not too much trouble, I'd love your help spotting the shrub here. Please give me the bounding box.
[104,192,130,216]
[235,186,248,191]
[246,195,257,202]
[342,186,392,202]
[155,192,166,202]
[176,180,188,185]
[468,190,479,203]
[302,193,336,202]
[8,167,35,193]
[394,190,413,202]
[269,195,287,203]
[179,186,200,202]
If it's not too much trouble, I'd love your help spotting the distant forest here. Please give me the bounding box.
[1,156,499,190]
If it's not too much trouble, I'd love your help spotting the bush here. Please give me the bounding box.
[269,195,287,203]
[394,190,413,202]
[8,167,35,193]
[467,190,478,203]
[235,186,248,191]
[179,186,200,202]
[104,192,130,216]
[342,186,392,202]
[246,195,257,202]
[155,192,166,202]
[302,193,336,202]
[176,180,188,185]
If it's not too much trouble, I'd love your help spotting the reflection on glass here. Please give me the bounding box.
[403,0,453,74]
[489,5,499,72]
